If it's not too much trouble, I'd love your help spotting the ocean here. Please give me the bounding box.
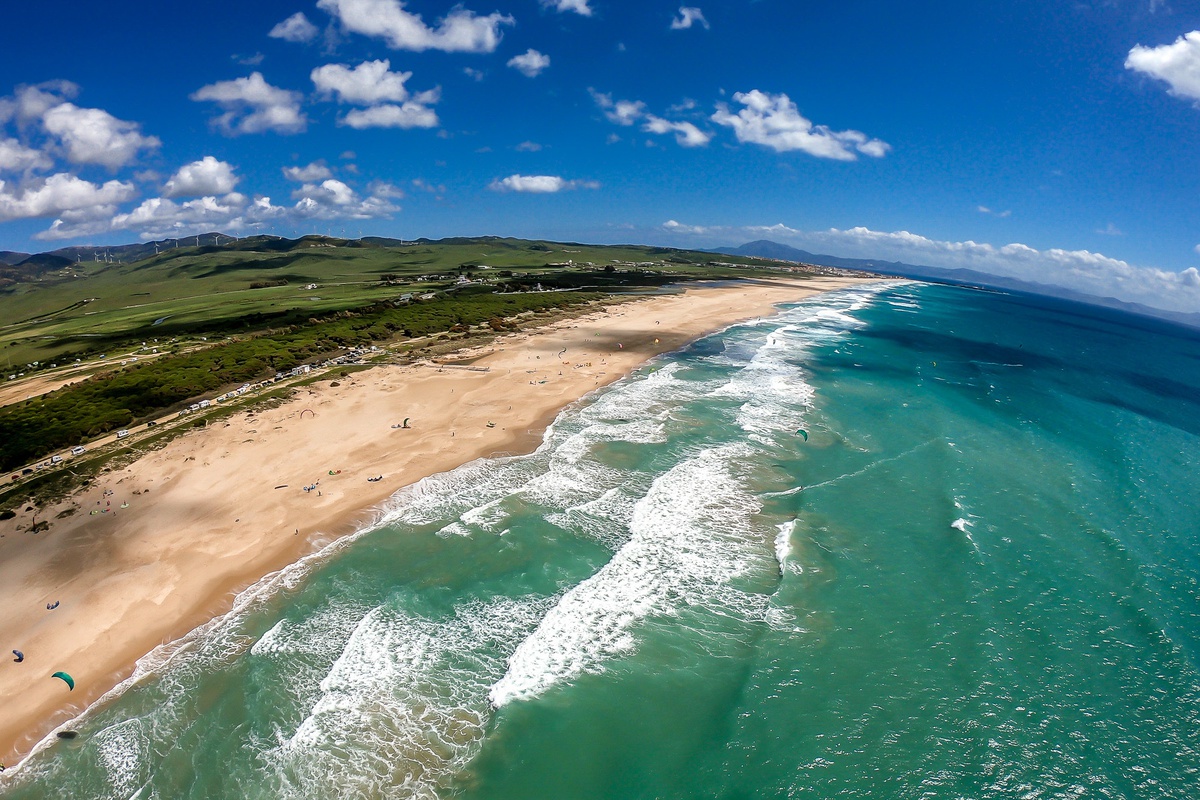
[4,281,1200,799]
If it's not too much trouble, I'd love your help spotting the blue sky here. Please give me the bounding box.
[1,0,1198,312]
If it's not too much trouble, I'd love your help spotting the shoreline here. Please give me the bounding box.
[0,276,879,769]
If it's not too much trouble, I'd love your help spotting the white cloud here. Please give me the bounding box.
[162,157,239,198]
[269,12,320,43]
[190,72,307,135]
[541,0,592,16]
[1126,31,1200,101]
[38,177,401,241]
[316,0,513,53]
[593,90,710,147]
[661,219,711,235]
[978,205,1012,218]
[508,49,551,78]
[516,140,543,151]
[670,7,709,30]
[802,225,1200,314]
[283,162,334,182]
[590,89,645,125]
[1096,222,1123,236]
[464,67,485,81]
[312,59,416,104]
[0,173,135,222]
[340,99,439,129]
[292,179,356,206]
[643,115,711,146]
[3,81,79,124]
[489,174,598,193]
[712,90,890,160]
[0,138,51,172]
[367,180,405,199]
[291,178,400,219]
[311,59,439,129]
[41,103,160,169]
[744,222,800,237]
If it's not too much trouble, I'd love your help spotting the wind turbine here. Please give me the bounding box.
[153,242,160,254]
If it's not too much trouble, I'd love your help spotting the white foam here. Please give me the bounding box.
[490,445,773,707]
[264,595,551,799]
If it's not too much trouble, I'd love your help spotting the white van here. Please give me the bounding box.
[116,429,130,439]
[71,446,85,456]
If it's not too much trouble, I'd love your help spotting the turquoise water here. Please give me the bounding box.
[4,282,1200,799]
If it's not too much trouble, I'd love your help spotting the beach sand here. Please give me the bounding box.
[0,276,873,766]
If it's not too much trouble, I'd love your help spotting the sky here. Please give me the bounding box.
[1,0,1199,313]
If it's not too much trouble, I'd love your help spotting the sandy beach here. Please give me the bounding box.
[0,276,873,767]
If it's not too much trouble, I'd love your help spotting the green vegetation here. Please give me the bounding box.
[0,235,786,367]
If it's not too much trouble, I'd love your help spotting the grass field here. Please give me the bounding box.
[0,235,780,369]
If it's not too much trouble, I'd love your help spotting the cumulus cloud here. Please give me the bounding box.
[0,138,51,173]
[508,49,551,78]
[592,90,711,146]
[643,115,711,146]
[0,173,135,222]
[317,0,513,53]
[38,177,401,241]
[291,178,401,219]
[712,90,890,160]
[162,157,239,198]
[670,7,709,30]
[1126,31,1200,101]
[40,103,159,169]
[541,0,592,15]
[590,89,645,125]
[311,59,440,128]
[312,59,416,104]
[190,72,307,135]
[661,219,711,235]
[488,174,598,192]
[283,162,334,182]
[269,12,320,43]
[1,81,79,125]
[340,100,439,129]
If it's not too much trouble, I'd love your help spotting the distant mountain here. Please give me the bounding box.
[0,251,30,266]
[717,240,1200,330]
